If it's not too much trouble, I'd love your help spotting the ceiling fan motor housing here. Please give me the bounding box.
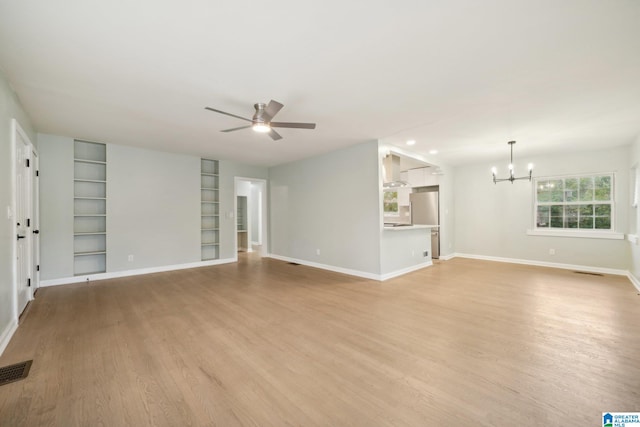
[253,103,267,123]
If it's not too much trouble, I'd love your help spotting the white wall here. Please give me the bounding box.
[106,144,200,271]
[38,135,268,281]
[0,69,36,348]
[454,145,630,270]
[269,141,381,275]
[629,136,640,282]
[38,135,74,279]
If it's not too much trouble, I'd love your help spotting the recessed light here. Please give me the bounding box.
[429,149,438,155]
[406,140,416,146]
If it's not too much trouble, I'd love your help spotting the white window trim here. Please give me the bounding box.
[526,229,624,240]
[532,172,619,238]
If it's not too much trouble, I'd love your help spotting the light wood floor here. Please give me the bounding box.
[1,256,639,426]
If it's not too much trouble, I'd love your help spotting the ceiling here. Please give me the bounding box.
[1,1,639,167]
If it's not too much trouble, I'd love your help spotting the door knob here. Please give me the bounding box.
[17,234,26,240]
[33,230,40,234]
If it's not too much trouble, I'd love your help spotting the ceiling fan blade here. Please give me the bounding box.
[221,125,252,133]
[270,122,316,129]
[263,100,284,121]
[204,107,252,122]
[268,129,282,141]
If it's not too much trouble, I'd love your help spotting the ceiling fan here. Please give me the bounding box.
[204,100,316,141]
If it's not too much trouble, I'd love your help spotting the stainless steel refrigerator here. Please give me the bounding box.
[410,190,440,259]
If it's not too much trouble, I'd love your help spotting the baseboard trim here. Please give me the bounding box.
[266,254,434,282]
[439,253,456,261]
[452,253,629,276]
[0,319,18,357]
[40,258,237,287]
[267,254,381,281]
[627,272,640,292]
[379,261,433,281]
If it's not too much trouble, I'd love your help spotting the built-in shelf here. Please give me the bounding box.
[74,251,107,256]
[74,179,106,183]
[74,140,107,275]
[201,159,220,261]
[74,158,106,165]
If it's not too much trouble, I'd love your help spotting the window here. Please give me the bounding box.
[383,190,398,215]
[534,173,613,231]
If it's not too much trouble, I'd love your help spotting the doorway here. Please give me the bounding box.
[234,177,268,257]
[12,119,38,319]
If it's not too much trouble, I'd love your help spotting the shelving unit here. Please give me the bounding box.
[237,195,248,252]
[201,159,219,261]
[73,140,107,275]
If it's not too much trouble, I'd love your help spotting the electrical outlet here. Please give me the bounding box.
[424,251,429,257]
[549,248,555,255]
[128,254,134,262]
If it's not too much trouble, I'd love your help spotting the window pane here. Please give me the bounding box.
[594,175,611,201]
[579,204,594,216]
[536,181,552,202]
[550,179,564,202]
[537,206,550,227]
[565,205,578,219]
[579,216,594,229]
[550,205,563,216]
[595,217,611,229]
[579,177,594,201]
[550,217,564,228]
[594,204,611,216]
[565,178,578,202]
[384,202,398,213]
[565,218,578,228]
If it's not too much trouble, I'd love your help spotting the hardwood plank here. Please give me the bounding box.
[0,256,638,426]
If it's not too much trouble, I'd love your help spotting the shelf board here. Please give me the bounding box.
[201,187,219,191]
[201,228,219,231]
[201,201,219,204]
[74,179,106,183]
[74,214,106,217]
[237,229,248,232]
[74,232,106,236]
[74,158,106,165]
[74,197,106,200]
[201,243,219,246]
[74,251,107,256]
[201,173,219,177]
[201,214,219,217]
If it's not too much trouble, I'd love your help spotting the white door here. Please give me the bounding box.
[15,126,32,316]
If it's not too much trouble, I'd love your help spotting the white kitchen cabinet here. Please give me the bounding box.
[407,168,426,187]
[397,187,411,206]
[407,167,440,187]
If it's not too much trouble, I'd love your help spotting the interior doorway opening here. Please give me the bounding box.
[234,177,268,257]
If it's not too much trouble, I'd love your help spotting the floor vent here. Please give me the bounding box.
[0,360,32,386]
[288,262,300,266]
[574,271,604,277]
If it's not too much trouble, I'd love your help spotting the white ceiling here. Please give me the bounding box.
[1,1,639,167]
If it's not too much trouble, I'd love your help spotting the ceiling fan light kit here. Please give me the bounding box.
[491,140,533,184]
[205,100,316,141]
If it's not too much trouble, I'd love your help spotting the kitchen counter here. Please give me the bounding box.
[383,224,437,231]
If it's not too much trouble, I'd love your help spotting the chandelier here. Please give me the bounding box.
[491,141,533,184]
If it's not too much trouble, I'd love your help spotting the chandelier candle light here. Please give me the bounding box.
[491,140,533,184]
